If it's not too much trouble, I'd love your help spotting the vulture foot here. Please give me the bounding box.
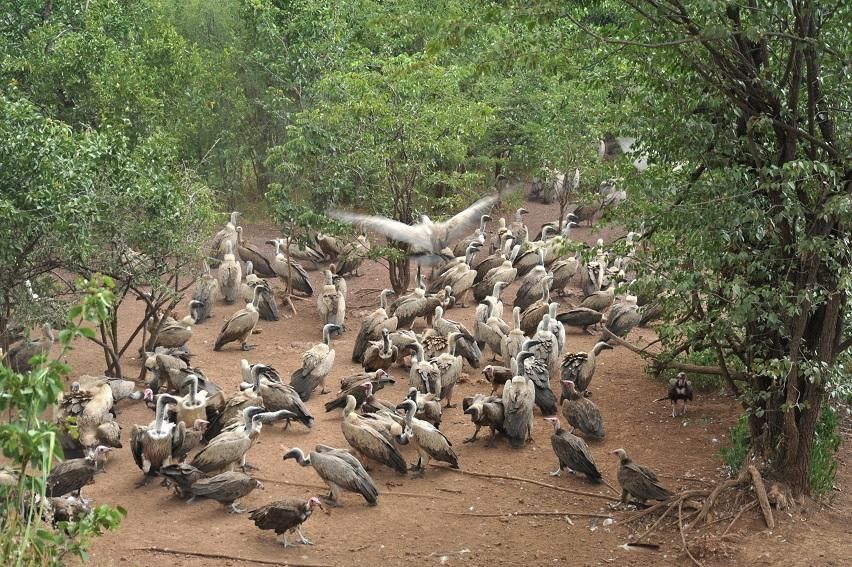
[320,388,330,395]
[320,496,342,508]
[462,435,478,444]
[240,343,257,351]
[297,528,313,545]
[240,462,259,472]
[549,469,562,477]
[279,536,295,548]
[226,503,246,514]
[135,476,151,488]
[444,402,457,409]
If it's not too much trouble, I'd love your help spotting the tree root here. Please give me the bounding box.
[134,547,333,567]
[442,510,612,519]
[679,499,704,567]
[253,475,450,500]
[748,465,774,529]
[721,499,759,537]
[437,466,619,502]
[693,469,749,525]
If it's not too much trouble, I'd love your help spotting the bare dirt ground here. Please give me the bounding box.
[58,198,850,566]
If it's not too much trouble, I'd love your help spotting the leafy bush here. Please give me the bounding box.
[720,414,750,476]
[0,279,125,566]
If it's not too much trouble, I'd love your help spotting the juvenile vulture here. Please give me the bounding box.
[352,289,397,363]
[502,357,535,449]
[159,463,208,499]
[290,323,342,401]
[579,281,617,313]
[560,341,613,394]
[432,306,481,368]
[560,381,605,439]
[501,306,526,363]
[249,497,325,547]
[472,245,519,303]
[556,307,603,334]
[454,214,491,257]
[251,363,314,429]
[550,254,581,296]
[213,286,261,351]
[330,192,500,262]
[6,323,55,374]
[217,240,242,304]
[513,250,547,311]
[519,274,553,336]
[397,399,459,475]
[283,446,379,507]
[612,448,672,504]
[187,471,263,513]
[150,314,194,350]
[324,369,395,413]
[404,387,442,429]
[340,396,407,474]
[46,446,111,497]
[667,372,694,417]
[473,235,510,283]
[190,264,219,323]
[544,417,602,483]
[241,265,279,322]
[475,296,508,361]
[462,394,505,446]
[432,332,464,408]
[235,225,276,278]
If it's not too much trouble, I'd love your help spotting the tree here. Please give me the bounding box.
[268,53,491,293]
[566,1,850,496]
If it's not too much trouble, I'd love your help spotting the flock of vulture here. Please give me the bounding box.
[10,190,696,549]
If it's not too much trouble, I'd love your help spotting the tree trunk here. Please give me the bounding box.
[389,255,410,296]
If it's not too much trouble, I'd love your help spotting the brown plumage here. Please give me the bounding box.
[556,307,603,334]
[340,396,407,474]
[7,323,54,373]
[667,372,694,417]
[352,289,398,363]
[612,448,672,504]
[462,393,504,446]
[397,399,459,475]
[130,394,185,482]
[519,275,553,336]
[324,369,395,413]
[188,471,263,513]
[560,381,605,439]
[362,328,398,372]
[482,365,512,395]
[235,226,276,278]
[404,387,442,429]
[46,446,111,497]
[560,341,613,393]
[159,463,208,498]
[545,417,602,483]
[283,446,379,507]
[249,497,325,547]
[213,287,260,351]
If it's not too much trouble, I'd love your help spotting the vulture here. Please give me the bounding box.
[462,393,505,446]
[560,341,613,394]
[249,497,325,547]
[160,463,208,499]
[519,274,554,336]
[130,394,185,483]
[409,343,440,395]
[482,364,512,396]
[513,251,547,312]
[530,316,560,378]
[209,211,240,267]
[604,294,640,341]
[317,270,346,328]
[267,239,314,297]
[432,306,481,368]
[501,306,526,363]
[330,192,500,262]
[150,315,194,350]
[512,243,546,280]
[187,471,263,513]
[235,226,276,278]
[251,364,314,429]
[472,245,519,303]
[352,289,397,363]
[429,242,480,293]
[334,233,371,277]
[324,369,395,413]
[397,399,459,475]
[453,214,491,257]
[612,448,672,504]
[283,446,379,507]
[502,358,535,449]
[240,265,279,322]
[213,286,261,351]
[217,240,242,304]
[290,323,342,401]
[508,207,530,247]
[550,254,581,296]
[431,332,464,408]
[190,264,219,323]
[544,417,602,483]
[340,395,407,474]
[473,235,511,283]
[556,307,603,334]
[667,372,694,417]
[362,328,398,373]
[560,380,605,439]
[579,281,617,313]
[46,446,111,497]
[403,387,443,429]
[475,296,509,361]
[518,349,558,416]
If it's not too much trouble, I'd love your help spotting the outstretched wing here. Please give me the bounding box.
[329,212,432,251]
[441,194,500,244]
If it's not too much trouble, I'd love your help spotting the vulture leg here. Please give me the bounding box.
[549,466,562,477]
[463,425,481,444]
[135,475,151,488]
[297,527,313,545]
[279,534,294,548]
[682,401,688,415]
[322,483,342,507]
[240,342,256,351]
[486,426,499,447]
[671,401,676,418]
[227,502,245,514]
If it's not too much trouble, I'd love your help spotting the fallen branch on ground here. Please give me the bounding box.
[678,500,703,567]
[134,547,332,567]
[721,499,759,537]
[442,510,612,519]
[253,475,450,500]
[748,465,774,529]
[436,466,619,502]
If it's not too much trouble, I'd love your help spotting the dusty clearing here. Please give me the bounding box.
[59,199,850,566]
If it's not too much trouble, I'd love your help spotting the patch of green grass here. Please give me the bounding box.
[810,405,841,497]
[720,413,750,476]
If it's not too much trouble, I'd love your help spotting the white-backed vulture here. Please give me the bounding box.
[397,399,458,475]
[213,287,260,351]
[290,324,341,401]
[217,240,242,304]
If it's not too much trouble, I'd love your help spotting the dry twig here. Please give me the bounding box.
[437,466,619,502]
[134,547,332,567]
[678,500,704,567]
[721,499,759,537]
[442,510,612,519]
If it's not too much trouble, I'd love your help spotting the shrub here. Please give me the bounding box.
[720,414,750,476]
[810,405,841,497]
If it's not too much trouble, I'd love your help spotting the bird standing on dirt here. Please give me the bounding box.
[560,380,605,439]
[187,471,263,513]
[667,372,694,417]
[46,446,112,498]
[283,446,379,507]
[611,448,672,504]
[249,496,325,547]
[544,417,602,483]
[290,323,342,401]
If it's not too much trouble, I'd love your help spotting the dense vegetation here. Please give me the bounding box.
[0,2,849,558]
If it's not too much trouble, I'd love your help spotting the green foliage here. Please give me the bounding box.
[810,406,841,497]
[0,280,125,566]
[720,414,750,476]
